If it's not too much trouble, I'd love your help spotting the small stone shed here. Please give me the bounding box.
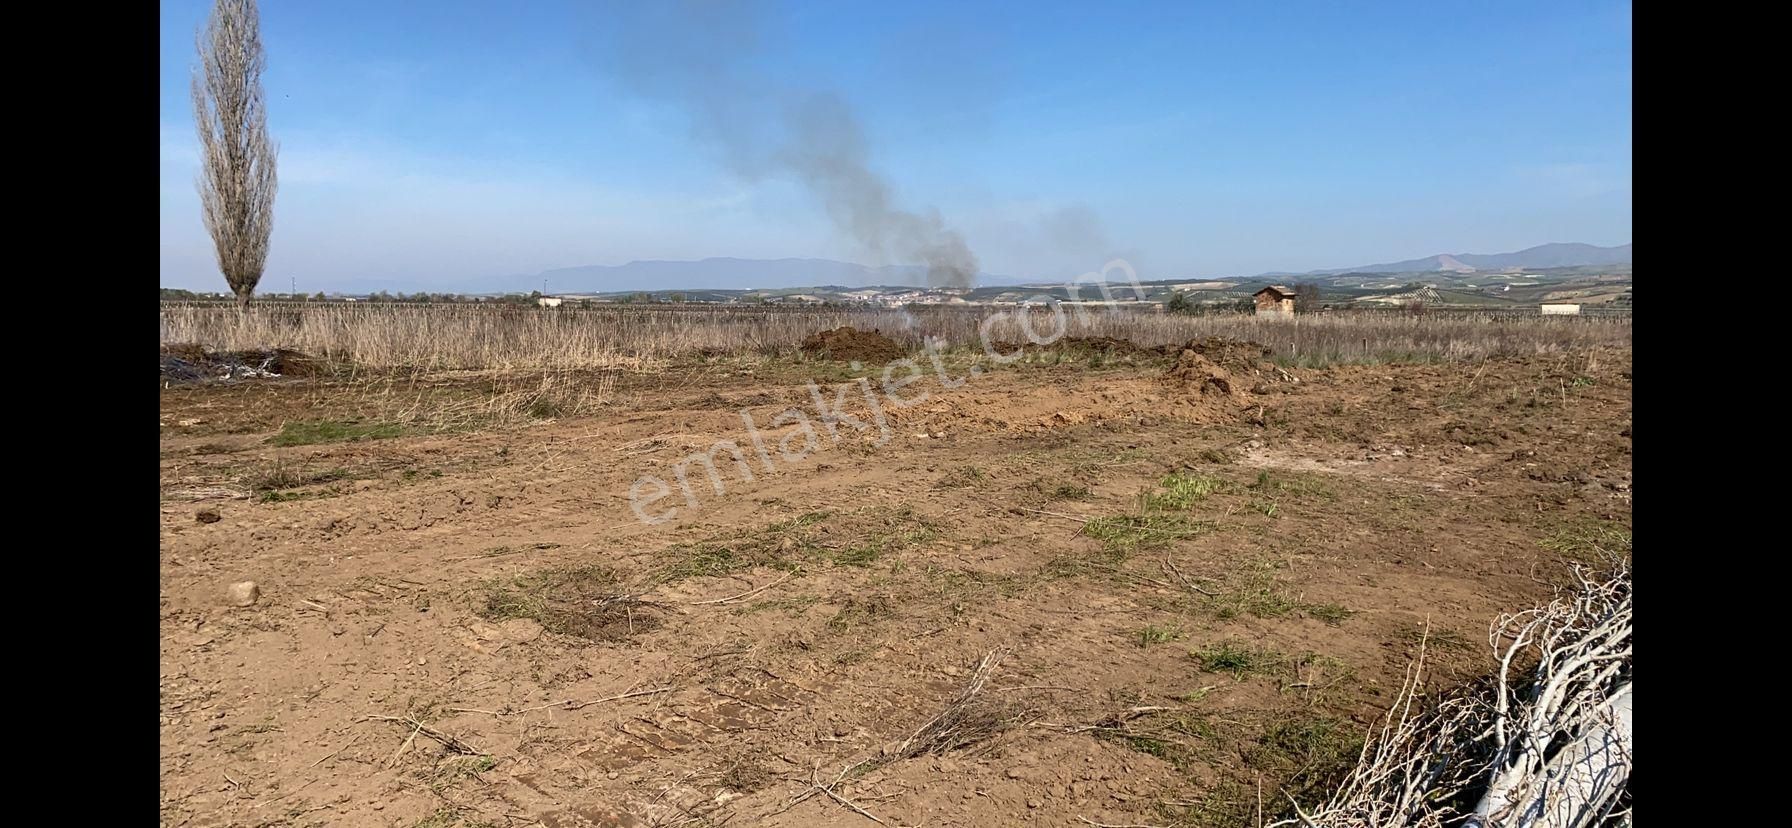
[1254,285,1297,317]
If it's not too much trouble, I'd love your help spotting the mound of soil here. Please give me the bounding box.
[1177,336,1274,373]
[1164,337,1274,396]
[160,345,324,384]
[1166,351,1239,395]
[800,326,905,364]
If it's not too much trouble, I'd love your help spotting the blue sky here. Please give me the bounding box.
[160,1,1632,293]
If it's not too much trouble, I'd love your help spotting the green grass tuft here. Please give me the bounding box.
[1144,471,1231,510]
[1253,715,1363,805]
[827,509,936,567]
[1190,640,1283,679]
[1540,522,1631,564]
[1136,624,1184,648]
[1082,513,1205,554]
[1052,484,1093,500]
[272,419,404,446]
[659,544,754,581]
[1304,603,1354,625]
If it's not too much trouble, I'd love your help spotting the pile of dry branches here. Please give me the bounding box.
[1278,561,1632,828]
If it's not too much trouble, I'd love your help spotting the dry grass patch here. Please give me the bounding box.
[161,303,1632,367]
[477,564,662,642]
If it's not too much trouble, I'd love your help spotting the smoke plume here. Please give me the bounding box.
[589,0,979,287]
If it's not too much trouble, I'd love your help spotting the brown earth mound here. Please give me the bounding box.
[1177,336,1274,373]
[1166,351,1238,395]
[799,326,905,364]
[1164,337,1275,395]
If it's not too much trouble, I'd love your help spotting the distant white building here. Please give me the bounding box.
[538,296,564,308]
[1540,303,1581,316]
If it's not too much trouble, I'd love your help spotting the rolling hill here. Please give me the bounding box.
[1263,243,1631,277]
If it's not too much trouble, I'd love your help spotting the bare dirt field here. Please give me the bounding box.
[159,342,1631,827]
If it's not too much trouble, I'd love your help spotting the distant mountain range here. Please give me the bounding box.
[445,243,1634,295]
[532,244,1632,293]
[1261,243,1631,278]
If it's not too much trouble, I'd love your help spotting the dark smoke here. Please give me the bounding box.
[590,0,979,287]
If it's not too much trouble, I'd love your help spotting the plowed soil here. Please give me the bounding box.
[159,346,1631,827]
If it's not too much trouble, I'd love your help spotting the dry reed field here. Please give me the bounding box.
[160,302,1631,371]
[159,301,1630,827]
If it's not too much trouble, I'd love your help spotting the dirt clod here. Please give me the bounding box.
[800,326,905,364]
[226,581,260,607]
[195,509,221,524]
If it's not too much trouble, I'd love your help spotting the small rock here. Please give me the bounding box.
[1006,768,1023,780]
[226,581,260,607]
[195,509,221,525]
[1027,799,1042,809]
